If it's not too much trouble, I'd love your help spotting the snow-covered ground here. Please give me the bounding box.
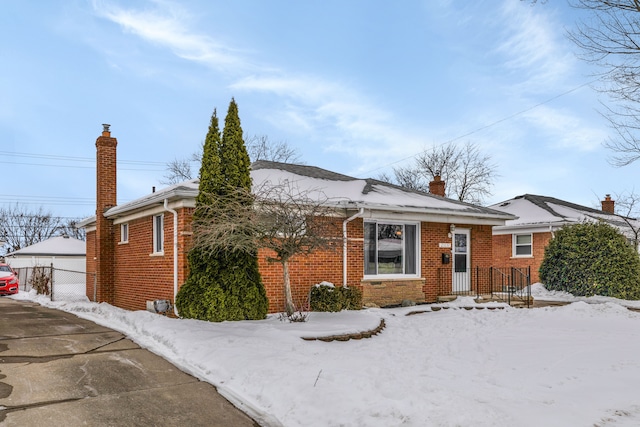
[11,284,640,427]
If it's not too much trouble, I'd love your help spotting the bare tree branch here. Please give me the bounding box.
[0,204,65,254]
[566,1,640,166]
[245,135,302,163]
[191,182,340,315]
[161,157,196,185]
[610,190,640,249]
[387,142,496,204]
[162,135,302,185]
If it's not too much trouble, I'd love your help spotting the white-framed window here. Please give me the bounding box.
[153,214,164,254]
[513,233,532,257]
[120,223,129,243]
[364,221,418,276]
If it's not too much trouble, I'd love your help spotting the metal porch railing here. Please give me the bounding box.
[437,266,532,307]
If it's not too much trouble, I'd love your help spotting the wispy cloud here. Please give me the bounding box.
[523,104,606,151]
[91,0,251,73]
[494,0,576,91]
[91,1,417,172]
[231,74,426,172]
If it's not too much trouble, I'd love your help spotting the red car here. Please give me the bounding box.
[0,264,19,295]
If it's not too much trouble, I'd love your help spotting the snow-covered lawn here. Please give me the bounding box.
[11,285,640,427]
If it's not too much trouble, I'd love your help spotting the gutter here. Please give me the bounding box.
[343,208,364,287]
[330,201,516,222]
[163,199,179,317]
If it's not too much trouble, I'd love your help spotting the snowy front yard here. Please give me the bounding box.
[12,285,640,427]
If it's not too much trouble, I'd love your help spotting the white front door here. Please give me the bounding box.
[452,229,470,292]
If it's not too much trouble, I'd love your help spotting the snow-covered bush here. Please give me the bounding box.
[539,222,640,299]
[309,282,362,312]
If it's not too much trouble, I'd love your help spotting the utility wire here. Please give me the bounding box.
[0,151,166,166]
[359,79,598,177]
[8,161,163,171]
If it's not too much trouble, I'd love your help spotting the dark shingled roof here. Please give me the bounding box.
[506,194,633,229]
[252,160,356,182]
[514,194,616,218]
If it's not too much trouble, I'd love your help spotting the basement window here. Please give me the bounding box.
[153,214,164,254]
[364,221,418,276]
[513,233,532,257]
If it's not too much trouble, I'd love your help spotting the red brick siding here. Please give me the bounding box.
[419,223,494,300]
[95,132,117,304]
[89,210,496,313]
[492,232,550,283]
[258,216,355,313]
[101,208,192,311]
[85,230,96,301]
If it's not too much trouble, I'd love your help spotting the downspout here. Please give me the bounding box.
[164,199,179,316]
[343,208,364,288]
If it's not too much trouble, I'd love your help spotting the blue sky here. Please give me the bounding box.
[1,0,636,220]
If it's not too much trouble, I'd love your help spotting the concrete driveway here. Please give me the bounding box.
[0,297,259,426]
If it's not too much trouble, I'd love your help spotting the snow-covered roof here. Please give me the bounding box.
[79,161,515,227]
[489,194,640,235]
[251,161,514,223]
[7,235,86,257]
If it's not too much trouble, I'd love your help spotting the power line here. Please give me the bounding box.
[1,151,167,172]
[8,161,164,171]
[359,80,598,176]
[0,151,167,166]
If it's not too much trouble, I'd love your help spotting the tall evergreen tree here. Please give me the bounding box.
[216,98,268,319]
[175,101,268,321]
[220,99,253,191]
[176,108,231,321]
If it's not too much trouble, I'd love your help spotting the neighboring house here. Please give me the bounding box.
[489,194,640,284]
[79,126,515,313]
[5,235,86,271]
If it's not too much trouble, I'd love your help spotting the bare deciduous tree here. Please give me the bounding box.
[161,157,196,185]
[0,204,64,254]
[162,135,301,185]
[58,218,87,241]
[383,142,497,204]
[565,1,640,166]
[191,182,340,316]
[245,135,302,164]
[610,190,640,250]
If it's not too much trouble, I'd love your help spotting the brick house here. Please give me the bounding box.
[80,126,515,313]
[489,194,640,284]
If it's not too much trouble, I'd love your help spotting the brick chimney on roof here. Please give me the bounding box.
[601,194,615,214]
[95,124,117,304]
[429,173,446,197]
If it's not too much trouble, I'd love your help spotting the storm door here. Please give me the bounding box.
[452,229,471,292]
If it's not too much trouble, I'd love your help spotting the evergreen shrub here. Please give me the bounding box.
[310,282,362,312]
[539,221,640,300]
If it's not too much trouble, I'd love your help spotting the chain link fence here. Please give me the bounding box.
[13,266,96,302]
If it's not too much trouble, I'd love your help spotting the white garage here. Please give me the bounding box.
[5,235,86,271]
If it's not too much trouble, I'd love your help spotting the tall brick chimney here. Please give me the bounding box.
[95,124,117,304]
[601,194,615,214]
[429,173,446,197]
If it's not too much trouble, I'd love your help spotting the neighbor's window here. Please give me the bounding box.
[364,222,418,276]
[513,233,532,256]
[153,214,164,253]
[120,223,129,243]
